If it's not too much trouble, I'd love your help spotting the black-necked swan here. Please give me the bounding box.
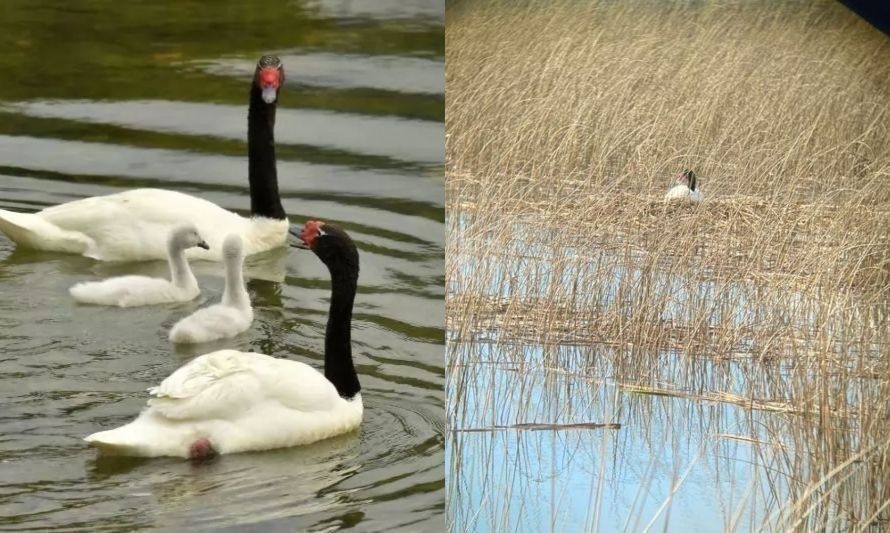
[84,220,362,458]
[168,234,253,344]
[69,224,209,307]
[664,169,702,202]
[0,55,289,262]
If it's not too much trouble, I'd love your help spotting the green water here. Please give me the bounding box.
[0,1,444,530]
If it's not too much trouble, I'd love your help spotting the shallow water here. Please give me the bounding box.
[447,215,889,531]
[0,1,444,530]
[448,342,783,532]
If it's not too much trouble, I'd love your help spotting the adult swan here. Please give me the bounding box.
[84,220,363,458]
[0,55,289,262]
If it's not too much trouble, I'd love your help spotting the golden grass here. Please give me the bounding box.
[446,0,890,530]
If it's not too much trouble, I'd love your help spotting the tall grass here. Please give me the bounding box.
[446,0,890,530]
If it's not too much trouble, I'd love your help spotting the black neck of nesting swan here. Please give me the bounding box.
[325,268,361,399]
[247,87,286,220]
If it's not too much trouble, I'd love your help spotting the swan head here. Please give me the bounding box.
[675,169,697,191]
[294,220,359,278]
[170,225,209,251]
[222,234,244,261]
[254,55,285,104]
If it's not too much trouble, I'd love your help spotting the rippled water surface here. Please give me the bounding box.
[0,1,444,530]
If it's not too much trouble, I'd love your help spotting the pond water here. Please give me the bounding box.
[447,216,889,532]
[448,342,785,532]
[0,1,444,530]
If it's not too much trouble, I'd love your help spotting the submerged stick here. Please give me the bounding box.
[453,422,622,433]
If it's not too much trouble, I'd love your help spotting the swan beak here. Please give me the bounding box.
[288,226,310,249]
[262,87,277,104]
[197,240,210,250]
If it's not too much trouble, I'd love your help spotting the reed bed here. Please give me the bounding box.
[446,0,890,530]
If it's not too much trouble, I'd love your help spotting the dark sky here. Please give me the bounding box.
[838,0,890,35]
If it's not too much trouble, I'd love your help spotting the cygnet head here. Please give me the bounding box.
[169,224,210,251]
[222,234,244,261]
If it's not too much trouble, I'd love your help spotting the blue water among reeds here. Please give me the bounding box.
[447,215,886,531]
[448,340,795,532]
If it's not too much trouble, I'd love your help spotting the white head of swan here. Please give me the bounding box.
[84,220,363,458]
[167,234,253,344]
[69,224,209,307]
[664,169,703,202]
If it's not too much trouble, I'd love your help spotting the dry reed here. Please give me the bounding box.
[446,0,890,530]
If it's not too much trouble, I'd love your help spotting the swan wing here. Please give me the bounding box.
[40,189,235,230]
[0,208,95,253]
[147,350,340,421]
[39,189,248,260]
[70,276,180,306]
[664,185,702,202]
[664,185,689,200]
[168,305,253,344]
[5,189,286,260]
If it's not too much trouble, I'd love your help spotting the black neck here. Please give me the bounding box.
[325,269,361,399]
[247,87,286,220]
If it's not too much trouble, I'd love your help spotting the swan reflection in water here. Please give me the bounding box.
[1,242,289,283]
[86,431,363,528]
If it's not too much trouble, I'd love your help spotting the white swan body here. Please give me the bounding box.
[0,56,290,263]
[0,189,287,262]
[83,350,363,457]
[71,276,194,308]
[69,225,208,307]
[86,219,364,459]
[664,184,702,202]
[169,234,253,343]
[664,169,702,203]
[169,305,254,344]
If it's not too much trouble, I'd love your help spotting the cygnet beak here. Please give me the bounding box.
[197,240,210,250]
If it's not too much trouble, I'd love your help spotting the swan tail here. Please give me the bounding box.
[168,318,213,344]
[84,434,145,456]
[84,417,184,458]
[69,283,95,304]
[168,323,195,344]
[69,281,124,306]
[84,423,148,456]
[0,208,94,254]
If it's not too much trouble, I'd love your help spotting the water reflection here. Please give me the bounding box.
[8,100,444,164]
[449,342,794,531]
[86,432,363,528]
[307,0,444,22]
[202,53,445,95]
[448,213,888,531]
